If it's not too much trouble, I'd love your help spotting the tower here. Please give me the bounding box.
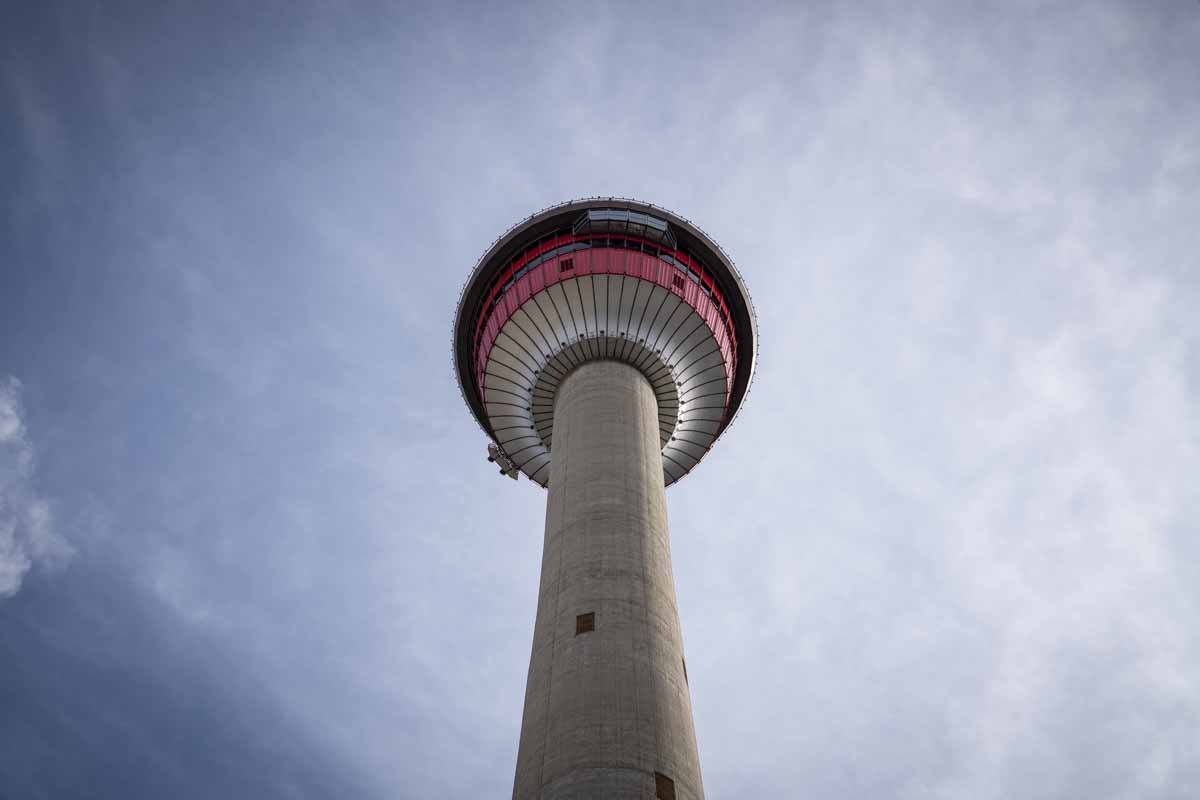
[452,199,757,800]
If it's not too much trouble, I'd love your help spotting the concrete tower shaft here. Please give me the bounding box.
[514,361,702,800]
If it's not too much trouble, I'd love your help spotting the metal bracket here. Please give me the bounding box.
[487,443,520,481]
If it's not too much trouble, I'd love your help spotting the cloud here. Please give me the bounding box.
[0,376,73,599]
[920,256,1200,799]
[2,2,1199,797]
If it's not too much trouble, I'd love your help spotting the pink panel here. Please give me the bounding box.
[608,247,623,275]
[641,254,657,282]
[477,346,489,380]
[608,247,624,275]
[595,248,613,273]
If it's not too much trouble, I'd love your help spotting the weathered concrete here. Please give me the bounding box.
[513,360,704,800]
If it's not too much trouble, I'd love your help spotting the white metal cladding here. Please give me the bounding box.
[482,274,728,487]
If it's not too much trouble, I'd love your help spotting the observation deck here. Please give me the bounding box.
[452,198,757,487]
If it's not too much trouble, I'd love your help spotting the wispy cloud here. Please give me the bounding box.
[0,377,72,598]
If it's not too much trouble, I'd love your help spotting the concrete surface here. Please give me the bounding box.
[512,360,704,800]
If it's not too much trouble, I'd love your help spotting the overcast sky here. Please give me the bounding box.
[3,1,1200,798]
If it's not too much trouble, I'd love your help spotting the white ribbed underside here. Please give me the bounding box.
[481,274,729,486]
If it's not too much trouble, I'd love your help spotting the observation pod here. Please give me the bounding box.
[453,199,757,800]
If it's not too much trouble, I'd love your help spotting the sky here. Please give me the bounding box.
[2,1,1199,797]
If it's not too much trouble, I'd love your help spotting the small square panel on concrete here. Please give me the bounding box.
[655,772,676,800]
